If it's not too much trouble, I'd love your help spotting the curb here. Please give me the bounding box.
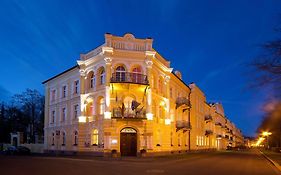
[260,150,281,172]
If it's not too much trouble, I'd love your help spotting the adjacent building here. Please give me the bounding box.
[43,33,244,156]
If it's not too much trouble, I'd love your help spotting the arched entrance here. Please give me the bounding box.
[120,127,137,156]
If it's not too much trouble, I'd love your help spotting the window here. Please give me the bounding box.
[99,98,105,115]
[51,90,56,101]
[170,88,173,98]
[51,110,55,124]
[91,129,99,145]
[74,104,79,119]
[158,78,163,94]
[74,80,79,94]
[62,132,66,146]
[74,131,78,145]
[52,133,55,145]
[116,66,126,82]
[100,68,105,85]
[132,66,142,83]
[62,86,67,98]
[62,108,66,122]
[90,74,95,88]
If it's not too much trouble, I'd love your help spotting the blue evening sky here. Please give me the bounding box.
[0,0,280,136]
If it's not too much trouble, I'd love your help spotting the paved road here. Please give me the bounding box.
[0,149,280,175]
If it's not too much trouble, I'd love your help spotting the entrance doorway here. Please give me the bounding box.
[120,128,137,156]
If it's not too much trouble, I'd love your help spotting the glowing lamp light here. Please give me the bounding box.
[111,139,118,144]
[165,119,171,125]
[146,113,153,120]
[262,131,272,137]
[104,111,112,119]
[78,116,86,123]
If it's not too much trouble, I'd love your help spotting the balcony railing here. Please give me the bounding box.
[176,121,192,131]
[111,72,149,85]
[112,107,146,119]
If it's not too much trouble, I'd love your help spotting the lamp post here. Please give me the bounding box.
[262,131,272,150]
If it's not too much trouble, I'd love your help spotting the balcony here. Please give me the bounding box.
[205,115,213,122]
[176,121,192,132]
[112,107,146,120]
[111,72,149,85]
[205,130,213,136]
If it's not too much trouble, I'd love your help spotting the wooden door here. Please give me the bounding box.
[120,133,137,156]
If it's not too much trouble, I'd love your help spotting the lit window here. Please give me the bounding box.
[62,86,67,98]
[91,129,99,145]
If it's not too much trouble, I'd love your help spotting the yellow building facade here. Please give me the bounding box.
[43,33,244,156]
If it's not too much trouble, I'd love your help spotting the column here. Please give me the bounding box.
[145,51,155,120]
[103,47,113,119]
[164,75,170,125]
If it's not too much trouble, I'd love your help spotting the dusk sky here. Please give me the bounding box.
[0,0,281,136]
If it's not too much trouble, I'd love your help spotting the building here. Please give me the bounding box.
[43,33,244,156]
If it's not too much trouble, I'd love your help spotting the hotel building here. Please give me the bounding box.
[43,33,244,156]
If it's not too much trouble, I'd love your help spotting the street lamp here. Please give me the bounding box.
[262,131,272,149]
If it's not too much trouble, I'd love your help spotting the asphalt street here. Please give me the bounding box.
[0,149,280,175]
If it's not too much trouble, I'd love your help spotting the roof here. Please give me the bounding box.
[42,65,79,84]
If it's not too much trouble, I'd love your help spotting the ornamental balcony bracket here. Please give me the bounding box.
[215,122,222,127]
[176,121,192,132]
[205,130,213,136]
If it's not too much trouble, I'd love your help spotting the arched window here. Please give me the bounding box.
[116,65,126,82]
[91,129,99,145]
[62,132,66,146]
[74,131,78,146]
[52,132,55,145]
[99,67,105,85]
[99,98,105,115]
[90,73,95,88]
[132,66,142,83]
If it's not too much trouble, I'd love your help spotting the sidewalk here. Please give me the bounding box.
[260,150,281,172]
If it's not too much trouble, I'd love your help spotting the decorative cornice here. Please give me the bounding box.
[145,50,156,57]
[102,46,113,54]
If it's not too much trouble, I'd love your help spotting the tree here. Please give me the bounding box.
[251,26,281,96]
[252,20,281,148]
[12,89,44,143]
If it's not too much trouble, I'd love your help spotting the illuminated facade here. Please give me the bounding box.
[43,33,244,156]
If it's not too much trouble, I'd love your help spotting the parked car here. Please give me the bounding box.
[3,146,30,155]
